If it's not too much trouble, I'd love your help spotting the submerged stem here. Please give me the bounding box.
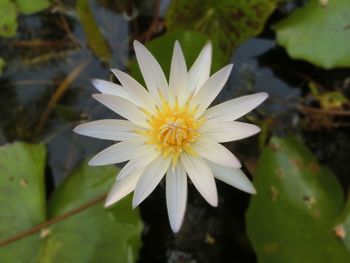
[36,60,90,135]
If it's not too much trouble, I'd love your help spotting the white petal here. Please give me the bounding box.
[208,161,256,194]
[188,42,212,93]
[92,94,148,127]
[88,141,145,166]
[111,69,157,111]
[193,137,241,168]
[92,79,130,100]
[104,170,142,207]
[116,146,160,181]
[204,92,268,122]
[166,163,187,233]
[191,64,233,118]
[199,121,261,143]
[180,153,218,206]
[74,119,141,141]
[133,40,168,101]
[169,41,188,106]
[132,156,171,207]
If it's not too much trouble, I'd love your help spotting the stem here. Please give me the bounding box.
[298,105,350,116]
[137,0,161,42]
[0,194,106,248]
[36,60,90,134]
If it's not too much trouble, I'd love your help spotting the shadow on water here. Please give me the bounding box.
[1,1,350,262]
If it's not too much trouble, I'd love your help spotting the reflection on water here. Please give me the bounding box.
[230,38,300,131]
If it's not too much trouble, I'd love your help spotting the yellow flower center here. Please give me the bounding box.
[142,100,204,165]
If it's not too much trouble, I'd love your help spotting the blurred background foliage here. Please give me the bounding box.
[0,0,350,262]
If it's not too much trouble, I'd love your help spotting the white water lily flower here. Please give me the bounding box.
[74,40,268,233]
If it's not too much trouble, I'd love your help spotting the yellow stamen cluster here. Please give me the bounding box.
[143,100,204,165]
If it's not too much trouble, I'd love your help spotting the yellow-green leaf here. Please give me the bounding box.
[0,0,17,38]
[274,0,350,68]
[76,0,112,63]
[16,0,51,15]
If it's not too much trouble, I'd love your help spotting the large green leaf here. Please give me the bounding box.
[76,0,112,63]
[166,0,276,64]
[274,0,350,68]
[246,136,350,262]
[0,142,46,262]
[0,142,142,262]
[46,162,142,263]
[128,30,221,85]
[0,0,17,38]
[16,0,51,15]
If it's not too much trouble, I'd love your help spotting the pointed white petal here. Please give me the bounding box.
[132,156,171,208]
[204,92,268,122]
[193,137,241,168]
[88,141,145,166]
[133,40,168,101]
[73,119,141,141]
[104,170,142,207]
[180,153,218,206]
[191,64,233,118]
[208,161,256,194]
[92,79,130,100]
[200,121,261,143]
[116,146,160,181]
[188,42,212,93]
[166,163,187,233]
[111,69,157,111]
[92,94,148,127]
[169,41,188,106]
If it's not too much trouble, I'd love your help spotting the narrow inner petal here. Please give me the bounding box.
[140,99,205,166]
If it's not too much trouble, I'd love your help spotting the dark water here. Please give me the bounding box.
[1,1,350,262]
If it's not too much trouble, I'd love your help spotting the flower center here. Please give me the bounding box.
[158,117,192,147]
[144,101,204,165]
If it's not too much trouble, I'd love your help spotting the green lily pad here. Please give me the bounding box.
[16,0,51,15]
[274,0,350,68]
[246,136,350,262]
[0,0,51,38]
[0,142,46,261]
[76,0,112,63]
[0,142,142,262]
[0,0,17,38]
[128,30,221,86]
[166,0,276,64]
